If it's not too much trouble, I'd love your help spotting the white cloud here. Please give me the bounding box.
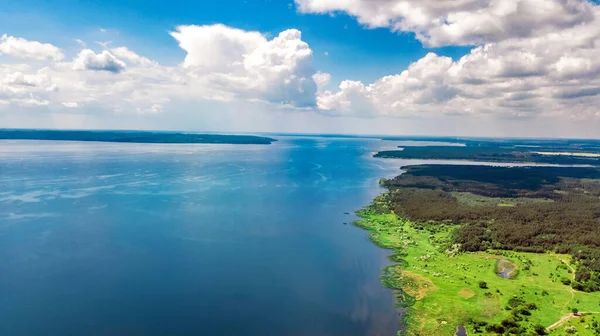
[110,47,156,66]
[171,24,265,70]
[295,0,597,47]
[75,39,86,48]
[62,102,79,108]
[0,25,319,113]
[302,0,600,122]
[95,41,112,49]
[13,97,50,106]
[73,49,126,73]
[0,35,64,61]
[4,71,47,87]
[312,71,331,91]
[171,24,317,106]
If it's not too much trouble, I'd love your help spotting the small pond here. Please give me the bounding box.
[497,259,517,279]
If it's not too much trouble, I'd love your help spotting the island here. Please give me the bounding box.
[0,129,276,145]
[357,164,600,335]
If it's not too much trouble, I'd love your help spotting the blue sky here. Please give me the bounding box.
[2,0,600,137]
[0,0,470,84]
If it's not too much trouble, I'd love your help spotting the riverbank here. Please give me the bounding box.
[356,194,600,335]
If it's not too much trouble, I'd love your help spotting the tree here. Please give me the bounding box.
[572,307,579,314]
[478,281,488,289]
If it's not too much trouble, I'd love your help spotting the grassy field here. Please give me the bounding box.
[356,195,600,335]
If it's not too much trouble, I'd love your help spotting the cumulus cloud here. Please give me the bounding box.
[301,0,600,121]
[171,24,317,106]
[295,0,597,47]
[171,24,265,70]
[0,34,64,61]
[73,49,126,73]
[318,53,459,117]
[313,71,331,91]
[4,71,47,87]
[110,47,156,66]
[0,25,319,112]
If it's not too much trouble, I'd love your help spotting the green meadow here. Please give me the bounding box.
[356,195,600,336]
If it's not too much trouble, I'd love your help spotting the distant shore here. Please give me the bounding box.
[0,129,276,145]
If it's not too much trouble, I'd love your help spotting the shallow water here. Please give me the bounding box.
[497,259,516,279]
[0,137,406,336]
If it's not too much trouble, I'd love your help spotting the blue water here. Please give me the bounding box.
[0,137,404,336]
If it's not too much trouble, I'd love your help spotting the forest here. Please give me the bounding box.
[380,165,600,292]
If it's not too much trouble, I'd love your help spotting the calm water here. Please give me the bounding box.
[0,137,406,336]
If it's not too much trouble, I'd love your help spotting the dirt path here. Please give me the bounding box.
[546,313,578,331]
[547,312,600,331]
[552,255,576,312]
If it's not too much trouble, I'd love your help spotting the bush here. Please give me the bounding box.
[565,326,577,334]
[508,296,525,308]
[501,319,519,328]
[486,324,505,334]
[519,308,532,316]
[525,303,538,310]
[534,324,547,335]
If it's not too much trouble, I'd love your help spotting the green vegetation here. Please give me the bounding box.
[356,164,600,335]
[0,129,276,144]
[553,313,600,335]
[374,145,600,165]
[356,197,600,335]
[381,165,600,293]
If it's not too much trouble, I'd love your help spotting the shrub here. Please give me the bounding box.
[501,319,519,328]
[533,324,547,335]
[486,324,505,334]
[525,303,538,310]
[565,326,576,334]
[508,296,525,308]
[519,308,532,316]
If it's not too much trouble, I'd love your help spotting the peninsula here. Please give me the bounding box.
[357,164,600,335]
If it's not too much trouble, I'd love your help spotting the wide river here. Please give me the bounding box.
[0,136,412,336]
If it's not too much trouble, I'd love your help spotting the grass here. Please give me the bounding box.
[355,195,600,335]
[553,314,600,334]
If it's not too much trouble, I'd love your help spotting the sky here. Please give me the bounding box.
[1,0,600,137]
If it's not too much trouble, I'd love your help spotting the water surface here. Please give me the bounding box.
[0,137,405,336]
